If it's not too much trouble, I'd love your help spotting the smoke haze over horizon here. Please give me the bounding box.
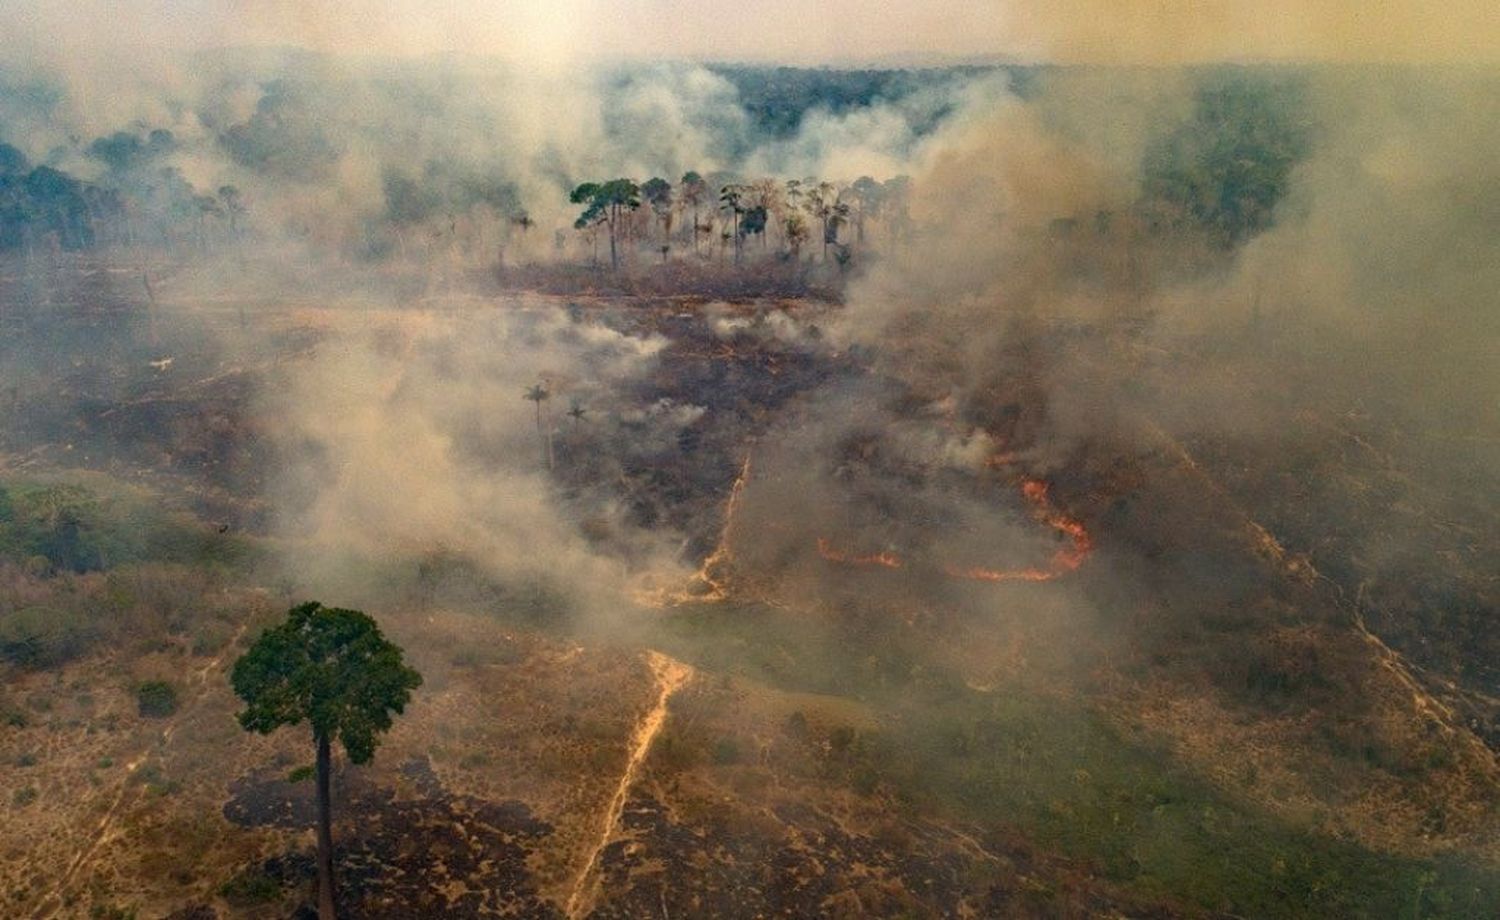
[4,1,1499,67]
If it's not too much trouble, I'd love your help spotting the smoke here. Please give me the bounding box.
[263,302,693,623]
[1000,1,1500,65]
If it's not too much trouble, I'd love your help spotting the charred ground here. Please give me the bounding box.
[1,252,1498,919]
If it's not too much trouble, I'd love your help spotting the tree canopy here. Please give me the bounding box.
[231,601,422,764]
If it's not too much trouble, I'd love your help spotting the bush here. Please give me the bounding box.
[828,725,856,753]
[136,681,180,718]
[218,869,282,905]
[0,605,94,667]
[712,737,742,765]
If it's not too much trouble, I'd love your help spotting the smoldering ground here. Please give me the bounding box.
[2,7,1500,918]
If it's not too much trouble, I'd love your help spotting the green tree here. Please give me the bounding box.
[231,602,422,920]
[641,177,674,245]
[805,181,848,261]
[1139,74,1310,249]
[783,210,809,261]
[719,183,747,265]
[569,179,640,270]
[679,171,708,256]
[848,176,884,246]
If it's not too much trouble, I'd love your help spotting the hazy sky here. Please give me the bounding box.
[3,0,1498,65]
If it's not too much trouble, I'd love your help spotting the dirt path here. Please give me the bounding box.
[564,650,694,919]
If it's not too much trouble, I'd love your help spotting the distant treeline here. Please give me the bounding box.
[707,64,1017,138]
[0,132,243,254]
[565,173,911,270]
[0,66,1310,261]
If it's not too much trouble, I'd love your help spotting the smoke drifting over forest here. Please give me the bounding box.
[0,1,1494,662]
[2,4,1499,917]
[0,22,1494,648]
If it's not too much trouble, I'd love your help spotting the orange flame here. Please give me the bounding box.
[816,537,904,569]
[634,453,752,607]
[817,470,1092,584]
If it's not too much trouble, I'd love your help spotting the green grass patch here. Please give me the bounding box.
[874,690,1500,918]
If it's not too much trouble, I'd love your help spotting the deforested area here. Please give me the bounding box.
[2,3,1499,918]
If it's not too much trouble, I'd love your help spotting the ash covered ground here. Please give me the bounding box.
[1,248,1498,918]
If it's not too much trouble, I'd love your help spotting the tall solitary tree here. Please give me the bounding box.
[231,602,422,920]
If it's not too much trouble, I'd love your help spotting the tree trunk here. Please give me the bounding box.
[316,731,337,919]
[543,402,555,470]
[608,208,618,271]
[534,401,547,468]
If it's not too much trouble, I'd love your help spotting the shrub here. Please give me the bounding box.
[828,725,856,753]
[136,681,180,718]
[0,605,94,668]
[712,737,741,765]
[218,869,282,905]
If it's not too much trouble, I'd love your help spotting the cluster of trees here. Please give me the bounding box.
[379,163,528,264]
[0,133,245,256]
[1138,72,1312,249]
[568,172,911,270]
[709,64,1007,138]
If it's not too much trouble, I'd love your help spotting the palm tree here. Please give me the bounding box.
[680,171,708,256]
[524,383,554,469]
[719,184,746,265]
[567,402,588,425]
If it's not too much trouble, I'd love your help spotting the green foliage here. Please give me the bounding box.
[707,65,1002,139]
[569,179,641,229]
[877,691,1500,918]
[217,868,283,906]
[653,602,1500,917]
[135,681,179,718]
[134,763,181,797]
[641,176,672,210]
[1140,71,1312,248]
[231,601,422,763]
[0,477,260,576]
[711,737,741,765]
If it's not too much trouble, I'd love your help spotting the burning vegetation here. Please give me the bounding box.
[1,21,1499,920]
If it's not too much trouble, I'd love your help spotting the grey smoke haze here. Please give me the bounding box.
[836,65,1500,455]
[2,3,1495,639]
[5,1,1498,64]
